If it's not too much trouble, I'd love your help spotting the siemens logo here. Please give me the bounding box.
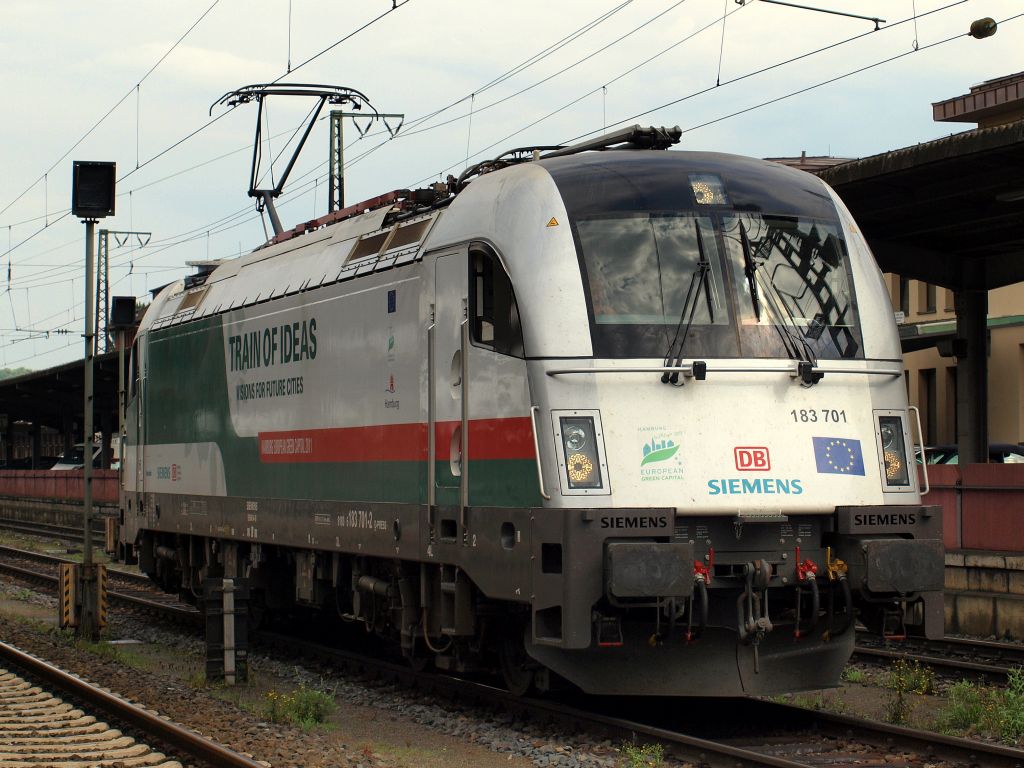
[708,478,804,495]
[854,513,917,527]
[600,516,669,529]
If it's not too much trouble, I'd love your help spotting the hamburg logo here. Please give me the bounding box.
[734,446,770,471]
[642,437,679,466]
[812,436,865,475]
[638,428,683,481]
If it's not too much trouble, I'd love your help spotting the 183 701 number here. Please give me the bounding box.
[791,409,847,423]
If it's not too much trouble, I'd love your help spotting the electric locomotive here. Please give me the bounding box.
[118,124,943,696]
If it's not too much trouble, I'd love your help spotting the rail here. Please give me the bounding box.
[0,640,264,768]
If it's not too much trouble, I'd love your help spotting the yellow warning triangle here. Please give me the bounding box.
[546,217,559,227]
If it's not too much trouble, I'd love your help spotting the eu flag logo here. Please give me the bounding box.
[813,437,865,475]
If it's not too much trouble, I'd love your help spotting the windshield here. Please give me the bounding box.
[547,152,864,361]
[576,214,737,357]
[574,208,861,359]
[722,213,860,360]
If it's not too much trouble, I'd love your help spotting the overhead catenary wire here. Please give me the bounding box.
[0,1,1009,367]
[5,0,629,287]
[0,0,224,223]
[1,0,414,265]
[77,0,978,280]
[1,0,642,260]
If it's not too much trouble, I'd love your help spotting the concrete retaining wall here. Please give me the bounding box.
[945,550,1024,639]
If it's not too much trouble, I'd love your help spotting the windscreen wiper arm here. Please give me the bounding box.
[757,276,823,385]
[661,220,714,384]
[739,221,760,321]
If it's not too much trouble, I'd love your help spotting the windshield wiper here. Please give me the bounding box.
[758,274,823,385]
[738,222,822,385]
[739,221,761,321]
[661,220,714,385]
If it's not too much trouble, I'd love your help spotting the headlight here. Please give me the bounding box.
[564,424,588,452]
[877,415,910,488]
[880,421,898,450]
[559,416,603,489]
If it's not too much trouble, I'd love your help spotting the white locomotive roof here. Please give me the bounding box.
[145,203,438,332]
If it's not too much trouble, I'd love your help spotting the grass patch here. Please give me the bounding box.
[936,679,994,734]
[841,666,865,684]
[262,684,336,730]
[1001,668,1024,743]
[884,658,935,695]
[620,742,664,767]
[791,693,826,710]
[76,638,149,669]
[880,657,936,725]
[935,668,1024,745]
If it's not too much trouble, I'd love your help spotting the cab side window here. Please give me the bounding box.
[470,248,524,358]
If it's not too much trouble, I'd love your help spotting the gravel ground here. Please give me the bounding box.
[0,578,675,768]
[7,564,1011,767]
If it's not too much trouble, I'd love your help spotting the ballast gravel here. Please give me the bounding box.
[0,581,680,768]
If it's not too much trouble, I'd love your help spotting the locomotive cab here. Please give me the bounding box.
[431,145,943,694]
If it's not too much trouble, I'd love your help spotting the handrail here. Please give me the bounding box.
[459,318,470,542]
[529,406,551,501]
[545,363,902,378]
[909,405,930,497]
[426,318,436,534]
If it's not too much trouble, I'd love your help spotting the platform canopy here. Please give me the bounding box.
[820,118,1024,464]
[0,353,122,466]
[818,120,1024,292]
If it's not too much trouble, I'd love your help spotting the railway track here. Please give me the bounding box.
[0,543,202,625]
[256,629,1024,767]
[854,631,1024,681]
[4,541,1024,766]
[0,516,103,544]
[0,640,265,768]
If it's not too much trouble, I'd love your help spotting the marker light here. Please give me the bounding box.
[878,415,910,487]
[559,416,603,489]
[567,453,595,484]
[689,173,730,206]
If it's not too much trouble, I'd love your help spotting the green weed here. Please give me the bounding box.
[998,667,1024,743]
[882,658,934,725]
[620,742,664,767]
[935,669,1024,745]
[262,684,335,729]
[885,658,935,695]
[841,666,864,684]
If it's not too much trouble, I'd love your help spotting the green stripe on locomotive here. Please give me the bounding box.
[140,317,540,507]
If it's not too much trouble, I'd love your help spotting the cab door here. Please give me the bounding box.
[431,250,469,540]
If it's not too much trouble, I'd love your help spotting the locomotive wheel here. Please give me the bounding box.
[407,652,431,672]
[499,625,536,696]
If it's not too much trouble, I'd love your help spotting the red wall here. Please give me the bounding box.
[919,463,1024,552]
[0,470,119,505]
[959,464,1024,552]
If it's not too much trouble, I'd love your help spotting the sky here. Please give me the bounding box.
[0,0,1019,370]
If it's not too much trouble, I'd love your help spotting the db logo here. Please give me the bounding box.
[734,447,770,471]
